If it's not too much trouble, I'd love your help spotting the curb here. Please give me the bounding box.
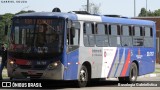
[139,73,160,78]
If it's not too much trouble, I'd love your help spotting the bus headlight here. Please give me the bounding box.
[10,60,14,64]
[47,61,61,70]
[8,59,17,68]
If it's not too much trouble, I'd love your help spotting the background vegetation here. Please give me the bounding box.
[0,10,34,44]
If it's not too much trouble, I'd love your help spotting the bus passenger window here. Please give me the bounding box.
[121,26,133,47]
[95,24,109,47]
[144,27,153,37]
[110,25,118,36]
[83,23,95,47]
[109,24,121,47]
[134,26,143,36]
[96,24,105,34]
[144,27,153,47]
[133,26,144,46]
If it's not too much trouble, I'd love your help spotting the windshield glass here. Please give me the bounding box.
[9,18,64,54]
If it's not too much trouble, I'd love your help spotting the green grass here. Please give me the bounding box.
[2,68,8,78]
[155,68,160,73]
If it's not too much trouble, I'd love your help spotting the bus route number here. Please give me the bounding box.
[147,52,154,56]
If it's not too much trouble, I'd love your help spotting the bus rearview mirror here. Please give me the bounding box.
[71,27,75,37]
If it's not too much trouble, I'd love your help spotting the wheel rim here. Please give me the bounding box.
[80,69,87,82]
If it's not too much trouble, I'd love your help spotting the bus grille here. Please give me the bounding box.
[21,72,43,78]
[19,65,47,70]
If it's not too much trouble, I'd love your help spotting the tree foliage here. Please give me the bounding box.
[15,10,35,15]
[0,13,14,43]
[138,8,160,17]
[0,10,35,43]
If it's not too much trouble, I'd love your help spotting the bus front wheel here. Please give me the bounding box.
[77,65,88,87]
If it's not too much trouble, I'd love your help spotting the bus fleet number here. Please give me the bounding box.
[147,52,154,56]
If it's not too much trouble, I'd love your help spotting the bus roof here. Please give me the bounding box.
[14,12,78,20]
[101,16,155,26]
[14,12,155,26]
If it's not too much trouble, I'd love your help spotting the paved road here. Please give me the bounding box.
[57,77,160,90]
[0,77,160,90]
[1,56,160,90]
[45,77,160,90]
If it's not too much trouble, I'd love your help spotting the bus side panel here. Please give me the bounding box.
[78,47,103,78]
[102,47,117,78]
[114,48,131,77]
[138,23,156,76]
[110,48,131,77]
[124,48,156,76]
[64,49,79,80]
[141,48,155,75]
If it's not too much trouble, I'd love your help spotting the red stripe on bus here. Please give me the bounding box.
[15,59,28,65]
[121,50,131,77]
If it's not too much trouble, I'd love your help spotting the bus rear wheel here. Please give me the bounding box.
[128,62,138,82]
[118,62,138,83]
[77,65,88,87]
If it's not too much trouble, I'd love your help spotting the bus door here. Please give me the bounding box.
[65,21,80,80]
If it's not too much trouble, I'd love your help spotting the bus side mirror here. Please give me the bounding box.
[71,27,75,37]
[67,19,72,29]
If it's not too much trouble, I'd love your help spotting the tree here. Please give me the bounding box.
[0,10,35,44]
[138,8,147,17]
[154,9,160,16]
[138,8,160,17]
[80,2,101,14]
[0,13,14,43]
[15,10,35,15]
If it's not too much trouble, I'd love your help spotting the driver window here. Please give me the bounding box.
[67,22,80,46]
[67,22,80,52]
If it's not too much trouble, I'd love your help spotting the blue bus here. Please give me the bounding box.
[7,10,156,87]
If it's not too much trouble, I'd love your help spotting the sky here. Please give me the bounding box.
[0,0,160,17]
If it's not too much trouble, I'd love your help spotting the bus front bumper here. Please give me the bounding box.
[7,63,64,80]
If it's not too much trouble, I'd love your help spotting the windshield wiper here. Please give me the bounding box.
[43,21,56,31]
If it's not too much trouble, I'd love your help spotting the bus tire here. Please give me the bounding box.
[128,62,138,83]
[118,62,138,83]
[118,77,127,82]
[10,77,13,80]
[78,65,88,87]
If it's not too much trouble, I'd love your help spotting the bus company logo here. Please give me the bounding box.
[26,61,32,65]
[136,48,143,59]
[2,82,11,87]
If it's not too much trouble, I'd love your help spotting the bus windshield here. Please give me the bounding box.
[10,18,64,54]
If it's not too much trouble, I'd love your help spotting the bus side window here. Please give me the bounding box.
[133,26,144,46]
[67,22,80,52]
[144,27,153,47]
[83,22,95,47]
[108,24,121,47]
[121,25,132,47]
[95,23,109,47]
[67,22,80,45]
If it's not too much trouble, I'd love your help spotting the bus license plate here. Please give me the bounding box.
[36,61,47,65]
[27,71,36,75]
